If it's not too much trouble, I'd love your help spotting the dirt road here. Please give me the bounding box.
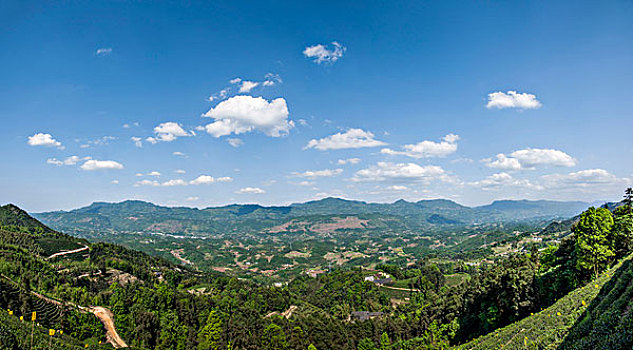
[89,306,129,348]
[46,245,89,260]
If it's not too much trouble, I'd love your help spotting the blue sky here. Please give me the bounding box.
[1,1,632,212]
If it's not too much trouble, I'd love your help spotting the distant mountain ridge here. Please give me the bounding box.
[31,197,598,236]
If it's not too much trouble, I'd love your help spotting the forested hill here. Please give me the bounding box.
[33,198,593,235]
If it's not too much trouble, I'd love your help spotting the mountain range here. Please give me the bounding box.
[32,198,598,236]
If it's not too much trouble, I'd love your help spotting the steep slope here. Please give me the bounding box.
[454,255,632,350]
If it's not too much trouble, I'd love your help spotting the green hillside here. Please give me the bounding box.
[455,254,632,350]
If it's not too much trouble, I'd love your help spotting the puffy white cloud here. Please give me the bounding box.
[238,81,259,93]
[486,91,542,110]
[202,95,293,137]
[189,175,233,185]
[337,158,361,165]
[136,175,232,187]
[292,168,343,179]
[131,137,143,148]
[96,48,112,56]
[111,180,119,184]
[227,138,244,147]
[483,148,577,170]
[175,169,186,174]
[47,155,83,166]
[387,185,408,191]
[236,187,266,194]
[146,122,192,143]
[147,171,161,177]
[80,159,124,171]
[229,78,242,84]
[469,172,542,190]
[305,129,386,150]
[186,196,199,201]
[172,151,187,157]
[27,133,63,148]
[303,42,346,64]
[381,134,459,159]
[352,162,450,183]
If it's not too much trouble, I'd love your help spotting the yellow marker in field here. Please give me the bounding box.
[557,312,561,316]
[8,310,13,315]
[582,300,586,306]
[49,329,55,336]
[20,316,23,321]
[31,311,36,321]
[85,344,89,348]
[60,330,63,335]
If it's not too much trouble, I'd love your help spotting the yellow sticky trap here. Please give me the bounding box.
[20,316,23,321]
[49,329,55,336]
[31,311,36,321]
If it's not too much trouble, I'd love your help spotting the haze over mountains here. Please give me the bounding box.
[33,197,598,236]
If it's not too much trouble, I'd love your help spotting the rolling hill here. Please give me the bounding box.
[33,198,594,236]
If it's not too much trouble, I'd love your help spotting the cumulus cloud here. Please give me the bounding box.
[202,95,293,137]
[96,48,112,56]
[469,172,542,190]
[303,42,346,64]
[337,158,361,165]
[486,91,542,110]
[352,162,451,184]
[292,168,343,179]
[381,134,460,159]
[189,175,233,185]
[146,122,193,143]
[136,175,232,187]
[147,171,161,177]
[80,159,124,171]
[305,129,386,150]
[387,185,409,191]
[175,169,186,174]
[236,187,266,194]
[131,137,143,148]
[47,155,84,166]
[27,133,63,149]
[238,81,259,93]
[172,151,187,157]
[483,148,577,170]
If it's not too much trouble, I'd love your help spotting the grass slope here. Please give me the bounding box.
[454,255,632,350]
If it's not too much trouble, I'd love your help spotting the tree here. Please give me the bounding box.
[198,311,223,350]
[613,206,633,258]
[624,187,633,211]
[262,323,287,350]
[573,207,614,279]
[379,332,390,350]
[357,338,377,350]
[307,344,317,350]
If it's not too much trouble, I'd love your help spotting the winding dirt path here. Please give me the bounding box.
[46,245,89,260]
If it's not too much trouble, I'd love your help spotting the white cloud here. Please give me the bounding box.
[147,171,161,177]
[172,151,187,157]
[470,172,542,190]
[381,134,459,159]
[208,88,230,102]
[146,122,192,143]
[303,42,346,64]
[111,180,119,184]
[239,81,259,93]
[162,179,188,187]
[541,169,628,189]
[486,91,542,110]
[292,168,343,179]
[387,185,409,191]
[305,129,386,150]
[352,162,451,184]
[27,133,63,149]
[202,95,293,137]
[80,159,124,171]
[186,196,199,201]
[96,48,112,56]
[337,158,361,165]
[47,155,83,166]
[131,137,143,148]
[236,187,266,194]
[227,138,244,147]
[189,175,233,185]
[175,169,186,174]
[483,148,577,170]
[229,78,242,84]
